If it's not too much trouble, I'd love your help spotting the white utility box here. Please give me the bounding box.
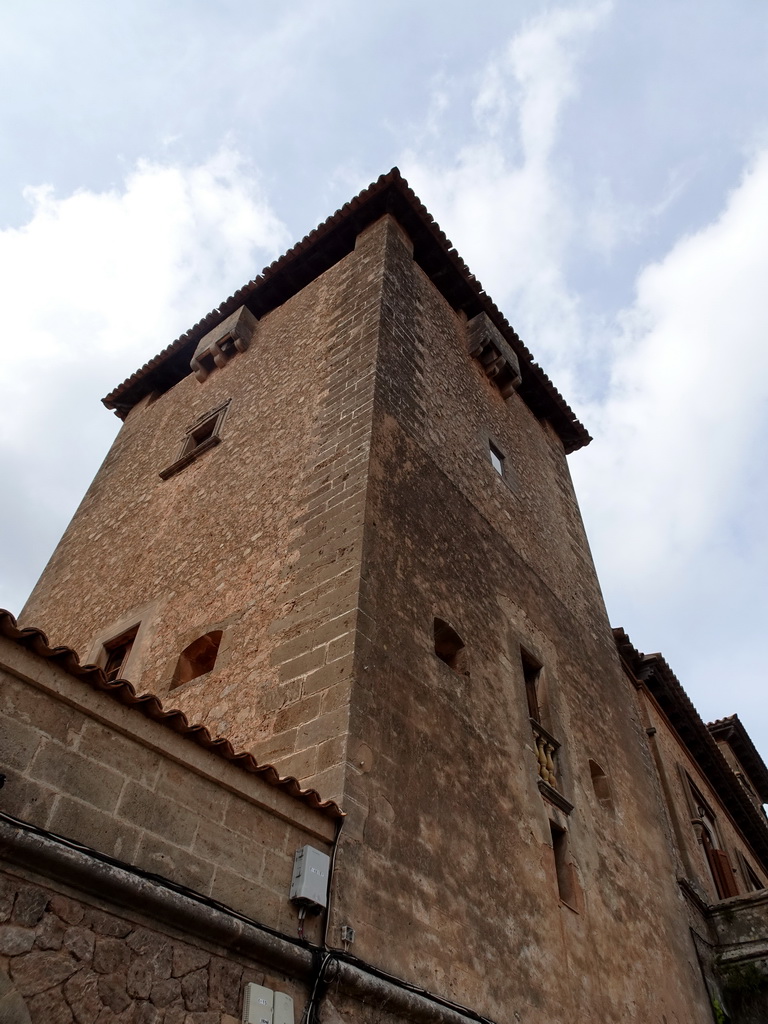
[242,984,273,1024]
[274,992,295,1024]
[242,985,294,1024]
[289,845,330,909]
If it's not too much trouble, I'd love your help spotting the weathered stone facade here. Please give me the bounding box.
[5,170,768,1023]
[0,872,296,1024]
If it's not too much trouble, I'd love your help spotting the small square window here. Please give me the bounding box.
[489,442,505,476]
[160,401,229,480]
[182,417,217,457]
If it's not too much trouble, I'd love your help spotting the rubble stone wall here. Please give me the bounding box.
[0,870,304,1024]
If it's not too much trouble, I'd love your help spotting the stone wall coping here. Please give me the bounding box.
[0,622,339,839]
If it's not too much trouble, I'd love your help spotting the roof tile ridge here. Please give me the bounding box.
[102,168,402,409]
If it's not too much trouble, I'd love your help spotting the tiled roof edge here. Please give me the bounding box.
[0,610,344,820]
[613,627,768,866]
[102,168,590,453]
[708,714,768,804]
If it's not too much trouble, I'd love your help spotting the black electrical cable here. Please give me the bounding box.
[300,951,332,1024]
[0,811,497,1024]
[322,813,344,949]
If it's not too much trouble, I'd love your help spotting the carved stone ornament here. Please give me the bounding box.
[190,305,258,382]
[467,311,522,399]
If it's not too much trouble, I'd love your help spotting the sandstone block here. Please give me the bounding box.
[0,715,42,771]
[64,970,102,1024]
[10,950,79,995]
[98,972,131,1014]
[134,835,213,895]
[0,926,35,955]
[93,938,131,975]
[29,985,74,1024]
[181,968,208,1012]
[30,742,124,813]
[78,721,162,787]
[49,798,141,864]
[63,926,96,963]
[12,888,48,928]
[171,946,209,980]
[117,783,199,848]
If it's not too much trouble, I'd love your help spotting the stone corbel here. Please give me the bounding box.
[467,312,522,399]
[191,305,258,382]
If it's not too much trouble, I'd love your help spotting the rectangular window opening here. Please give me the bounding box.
[489,442,505,476]
[550,822,576,906]
[183,417,217,456]
[521,649,542,723]
[102,625,138,682]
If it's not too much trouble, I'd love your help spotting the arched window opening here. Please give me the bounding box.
[171,631,223,688]
[434,619,469,676]
[589,759,613,808]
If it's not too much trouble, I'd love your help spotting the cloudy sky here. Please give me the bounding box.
[1,1,767,756]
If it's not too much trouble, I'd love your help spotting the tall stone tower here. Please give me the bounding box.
[21,170,719,1021]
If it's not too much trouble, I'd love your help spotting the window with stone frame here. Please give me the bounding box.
[160,401,230,480]
[101,625,138,682]
[684,773,740,900]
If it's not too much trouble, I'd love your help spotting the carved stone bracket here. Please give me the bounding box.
[467,312,522,399]
[191,305,258,382]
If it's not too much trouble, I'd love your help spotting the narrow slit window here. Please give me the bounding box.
[521,649,543,723]
[550,822,576,906]
[489,442,505,476]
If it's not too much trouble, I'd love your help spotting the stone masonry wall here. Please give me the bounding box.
[0,870,304,1024]
[329,224,714,1023]
[0,637,335,944]
[19,217,399,806]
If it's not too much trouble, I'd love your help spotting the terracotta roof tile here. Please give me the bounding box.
[102,168,591,454]
[613,627,768,868]
[0,610,343,819]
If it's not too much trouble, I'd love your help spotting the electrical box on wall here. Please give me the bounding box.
[242,984,294,1024]
[242,984,272,1024]
[289,845,330,909]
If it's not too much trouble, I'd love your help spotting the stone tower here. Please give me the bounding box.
[20,170,724,1020]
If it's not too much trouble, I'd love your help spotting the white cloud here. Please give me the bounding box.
[0,150,288,611]
[403,3,614,398]
[576,149,768,585]
[395,4,768,747]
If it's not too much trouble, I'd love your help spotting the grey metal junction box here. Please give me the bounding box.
[289,845,330,909]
